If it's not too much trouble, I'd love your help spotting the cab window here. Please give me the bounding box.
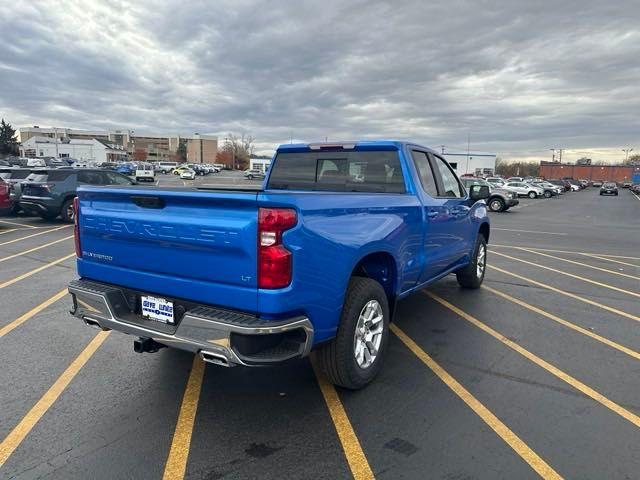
[430,154,464,198]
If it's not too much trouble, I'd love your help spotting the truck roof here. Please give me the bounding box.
[277,140,438,154]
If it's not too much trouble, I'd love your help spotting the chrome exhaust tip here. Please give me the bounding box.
[199,350,231,367]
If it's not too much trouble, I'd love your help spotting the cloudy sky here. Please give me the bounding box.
[1,0,638,161]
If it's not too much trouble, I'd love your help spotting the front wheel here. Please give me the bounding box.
[60,198,75,223]
[317,277,389,390]
[488,197,505,212]
[544,191,552,198]
[456,235,487,289]
[528,191,537,199]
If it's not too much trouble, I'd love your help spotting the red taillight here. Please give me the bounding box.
[258,208,297,289]
[73,196,82,258]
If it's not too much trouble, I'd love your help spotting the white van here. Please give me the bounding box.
[158,161,178,173]
[135,163,156,182]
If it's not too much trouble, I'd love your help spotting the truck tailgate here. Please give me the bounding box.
[76,187,259,312]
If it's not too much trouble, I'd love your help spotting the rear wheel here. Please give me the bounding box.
[317,277,389,390]
[456,235,487,289]
[544,190,552,198]
[488,197,505,212]
[60,198,75,223]
[528,191,537,199]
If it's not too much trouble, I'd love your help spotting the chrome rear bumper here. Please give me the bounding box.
[68,279,313,367]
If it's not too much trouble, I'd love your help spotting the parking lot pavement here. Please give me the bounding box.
[0,187,638,479]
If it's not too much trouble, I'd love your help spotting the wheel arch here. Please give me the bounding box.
[350,251,399,319]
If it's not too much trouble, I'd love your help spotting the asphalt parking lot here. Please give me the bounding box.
[0,182,638,479]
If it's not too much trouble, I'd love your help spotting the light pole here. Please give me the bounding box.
[550,148,556,162]
[622,148,633,163]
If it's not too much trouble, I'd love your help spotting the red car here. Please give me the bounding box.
[0,177,12,214]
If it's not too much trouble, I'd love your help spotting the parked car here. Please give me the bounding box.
[600,182,618,196]
[179,169,196,180]
[0,160,10,167]
[0,168,49,213]
[538,181,563,196]
[485,177,505,187]
[461,177,519,212]
[503,181,544,198]
[578,179,589,188]
[622,181,632,188]
[630,184,640,194]
[244,169,265,180]
[592,180,603,187]
[507,176,523,182]
[20,169,135,222]
[116,163,136,176]
[68,140,491,389]
[547,179,571,191]
[172,166,192,176]
[0,177,11,215]
[135,163,156,182]
[158,161,179,174]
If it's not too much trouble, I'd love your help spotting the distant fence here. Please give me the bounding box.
[540,162,640,182]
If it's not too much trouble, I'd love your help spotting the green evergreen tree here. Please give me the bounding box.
[0,119,18,155]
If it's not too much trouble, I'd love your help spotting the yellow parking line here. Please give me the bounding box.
[162,356,206,480]
[0,228,19,236]
[491,244,640,261]
[0,289,68,339]
[501,247,640,281]
[0,235,74,263]
[0,253,75,290]
[488,265,640,323]
[0,331,109,467]
[492,251,640,299]
[482,286,640,361]
[0,219,38,229]
[0,225,71,247]
[311,357,375,480]
[390,324,562,480]
[425,291,640,428]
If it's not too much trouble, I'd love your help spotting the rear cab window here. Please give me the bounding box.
[267,150,406,193]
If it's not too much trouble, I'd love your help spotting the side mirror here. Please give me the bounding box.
[469,184,490,201]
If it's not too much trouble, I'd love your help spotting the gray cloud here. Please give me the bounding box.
[1,0,639,161]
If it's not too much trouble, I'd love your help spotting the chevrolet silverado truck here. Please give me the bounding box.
[68,141,490,389]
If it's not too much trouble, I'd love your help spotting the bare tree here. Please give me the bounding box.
[222,133,255,170]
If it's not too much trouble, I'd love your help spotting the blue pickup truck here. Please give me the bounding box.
[68,141,490,389]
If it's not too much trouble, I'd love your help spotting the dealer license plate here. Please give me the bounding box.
[141,295,174,324]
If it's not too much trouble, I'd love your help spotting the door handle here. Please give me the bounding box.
[426,211,438,219]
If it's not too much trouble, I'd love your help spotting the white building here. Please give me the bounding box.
[19,137,128,163]
[249,157,272,173]
[443,152,497,177]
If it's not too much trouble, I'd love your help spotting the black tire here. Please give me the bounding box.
[60,198,75,223]
[528,191,537,199]
[544,190,552,198]
[488,197,505,212]
[600,192,603,195]
[317,277,389,390]
[456,235,487,289]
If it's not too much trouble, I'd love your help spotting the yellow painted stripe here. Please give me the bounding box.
[0,225,71,247]
[492,251,640,299]
[482,285,640,361]
[589,255,640,269]
[488,265,640,323]
[0,219,38,229]
[0,289,68,339]
[0,228,19,236]
[162,355,206,480]
[490,244,640,261]
[0,235,74,263]
[425,291,640,428]
[390,324,562,480]
[504,246,640,281]
[0,253,76,290]
[0,331,109,467]
[311,357,375,480]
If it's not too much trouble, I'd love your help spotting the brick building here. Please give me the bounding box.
[540,162,640,183]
